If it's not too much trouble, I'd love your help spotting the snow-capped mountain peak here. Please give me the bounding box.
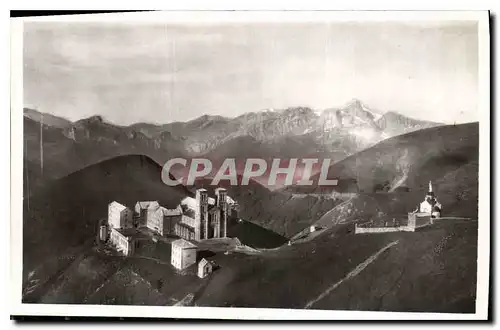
[342,99,384,121]
[316,99,381,133]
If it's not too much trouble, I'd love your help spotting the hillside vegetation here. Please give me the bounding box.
[289,122,478,194]
[195,220,477,312]
[27,215,477,313]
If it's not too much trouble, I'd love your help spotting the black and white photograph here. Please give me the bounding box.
[9,10,490,320]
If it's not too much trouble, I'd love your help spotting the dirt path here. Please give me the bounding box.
[174,293,194,306]
[314,196,355,227]
[173,272,216,306]
[304,239,400,309]
[289,196,356,244]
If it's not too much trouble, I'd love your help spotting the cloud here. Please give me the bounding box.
[23,21,479,125]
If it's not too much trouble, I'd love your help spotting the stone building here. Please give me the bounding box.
[403,180,442,231]
[109,228,136,256]
[134,201,160,226]
[197,258,214,278]
[171,239,197,270]
[106,201,136,255]
[108,201,133,230]
[417,181,442,218]
[99,225,107,241]
[174,218,196,240]
[134,201,182,236]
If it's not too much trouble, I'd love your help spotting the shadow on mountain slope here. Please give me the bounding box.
[23,155,188,283]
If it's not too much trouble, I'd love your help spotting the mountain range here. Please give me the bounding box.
[23,99,442,192]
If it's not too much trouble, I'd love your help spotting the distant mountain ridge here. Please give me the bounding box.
[24,108,73,129]
[23,100,443,191]
[286,122,478,199]
[24,99,441,149]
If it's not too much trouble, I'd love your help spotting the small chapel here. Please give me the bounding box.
[416,181,442,218]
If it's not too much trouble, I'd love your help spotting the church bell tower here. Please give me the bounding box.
[195,189,209,240]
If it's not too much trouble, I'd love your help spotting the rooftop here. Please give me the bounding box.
[160,206,182,216]
[136,201,160,210]
[181,195,236,211]
[110,201,128,211]
[113,227,149,239]
[172,238,197,249]
[198,258,212,267]
[181,197,197,210]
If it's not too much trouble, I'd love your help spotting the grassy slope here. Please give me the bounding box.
[194,123,479,238]
[231,189,341,238]
[38,252,125,304]
[282,122,479,233]
[36,240,211,305]
[308,156,478,231]
[196,220,477,312]
[289,122,478,194]
[195,230,394,308]
[313,221,477,313]
[32,218,477,312]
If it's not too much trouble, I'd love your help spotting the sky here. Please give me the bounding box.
[23,20,479,125]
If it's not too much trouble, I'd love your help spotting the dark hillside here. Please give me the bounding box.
[302,162,478,233]
[23,117,78,192]
[287,122,478,196]
[193,178,341,238]
[312,220,478,312]
[23,155,188,283]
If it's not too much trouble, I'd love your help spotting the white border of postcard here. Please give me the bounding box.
[10,10,490,320]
